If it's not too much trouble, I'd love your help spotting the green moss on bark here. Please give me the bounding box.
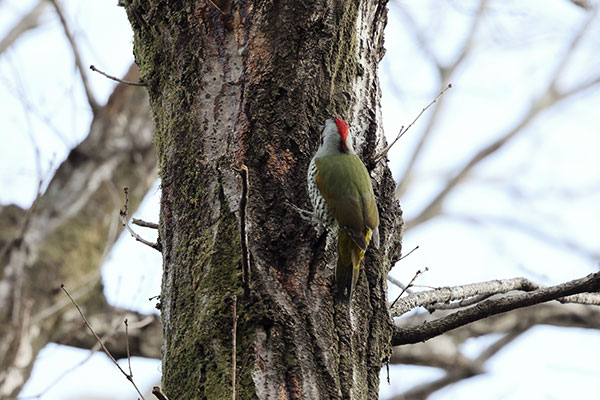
[162,195,258,399]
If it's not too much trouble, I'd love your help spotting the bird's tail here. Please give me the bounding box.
[336,229,371,305]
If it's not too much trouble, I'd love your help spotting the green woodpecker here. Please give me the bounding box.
[307,118,380,304]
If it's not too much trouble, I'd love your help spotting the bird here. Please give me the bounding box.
[307,117,380,304]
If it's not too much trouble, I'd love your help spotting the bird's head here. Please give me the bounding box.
[319,117,355,155]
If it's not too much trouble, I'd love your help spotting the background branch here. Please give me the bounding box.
[392,271,600,346]
[49,0,100,113]
[405,10,600,229]
[0,0,47,56]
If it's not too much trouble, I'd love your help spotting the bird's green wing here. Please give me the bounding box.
[315,154,379,250]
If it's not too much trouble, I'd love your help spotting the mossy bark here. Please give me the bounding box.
[123,1,402,398]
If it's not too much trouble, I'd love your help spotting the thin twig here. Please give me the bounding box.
[386,361,390,385]
[120,186,161,252]
[49,0,100,113]
[152,386,170,400]
[124,319,133,378]
[232,165,250,288]
[207,0,226,14]
[20,315,126,399]
[387,275,409,291]
[60,284,146,400]
[399,245,419,261]
[232,295,238,400]
[373,84,452,163]
[390,267,429,308]
[132,218,159,229]
[89,65,147,86]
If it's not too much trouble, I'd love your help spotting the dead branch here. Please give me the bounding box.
[90,64,147,86]
[132,218,159,229]
[391,271,600,346]
[120,186,161,252]
[392,276,538,317]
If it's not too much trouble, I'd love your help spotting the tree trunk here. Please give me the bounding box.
[123,1,402,398]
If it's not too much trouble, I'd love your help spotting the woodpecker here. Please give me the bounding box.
[307,118,380,304]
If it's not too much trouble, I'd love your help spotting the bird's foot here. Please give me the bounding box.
[285,201,325,224]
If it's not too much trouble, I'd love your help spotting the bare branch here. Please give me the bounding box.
[392,296,600,399]
[396,302,600,349]
[132,218,159,229]
[391,302,600,380]
[387,275,410,293]
[49,0,100,113]
[373,84,452,163]
[405,10,600,229]
[90,64,147,86]
[391,277,538,317]
[390,267,429,308]
[60,284,146,400]
[124,319,133,378]
[0,0,48,56]
[392,271,600,346]
[399,245,420,261]
[120,186,161,252]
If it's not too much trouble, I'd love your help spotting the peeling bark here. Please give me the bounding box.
[123,1,402,398]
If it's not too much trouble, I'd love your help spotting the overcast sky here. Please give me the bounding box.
[1,0,599,399]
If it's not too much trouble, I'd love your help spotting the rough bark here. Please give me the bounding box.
[122,1,402,399]
[0,65,158,397]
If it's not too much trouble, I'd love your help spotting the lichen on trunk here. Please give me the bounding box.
[123,0,402,398]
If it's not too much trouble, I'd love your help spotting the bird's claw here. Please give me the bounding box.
[285,200,315,222]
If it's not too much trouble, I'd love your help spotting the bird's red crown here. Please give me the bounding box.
[334,118,349,151]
